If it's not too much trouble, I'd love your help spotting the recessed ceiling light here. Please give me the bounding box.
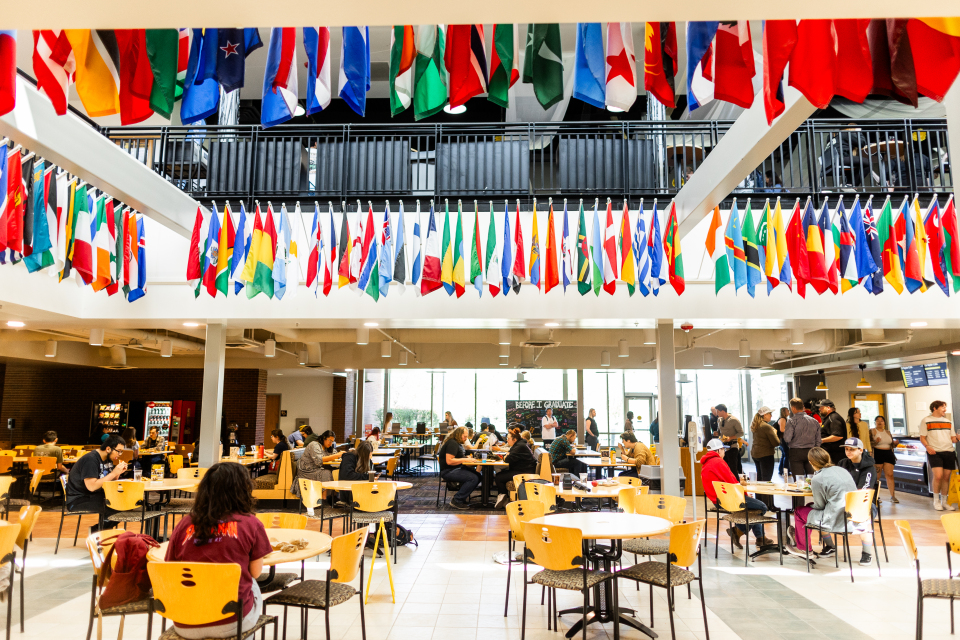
[6,321,24,328]
[911,322,928,327]
[953,350,960,356]
[724,322,741,327]
[364,322,379,327]
[183,322,199,327]
[545,322,559,327]
[276,373,283,376]
[345,368,353,372]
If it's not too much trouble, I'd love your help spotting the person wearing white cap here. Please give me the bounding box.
[700,438,774,549]
[749,406,780,481]
[836,437,880,566]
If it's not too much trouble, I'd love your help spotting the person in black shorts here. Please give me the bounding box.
[919,401,958,511]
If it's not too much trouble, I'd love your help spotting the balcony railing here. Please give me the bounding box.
[101,119,952,208]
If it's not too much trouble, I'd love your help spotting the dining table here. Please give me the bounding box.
[527,512,672,640]
[741,481,814,562]
[456,458,507,508]
[576,457,630,478]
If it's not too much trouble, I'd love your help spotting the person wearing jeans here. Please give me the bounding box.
[438,426,481,509]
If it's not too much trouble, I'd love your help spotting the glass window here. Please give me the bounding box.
[387,370,436,429]
[886,393,907,435]
[362,369,385,432]
[695,370,744,420]
[433,370,477,427]
[583,370,625,448]
[752,373,787,416]
[476,369,516,429]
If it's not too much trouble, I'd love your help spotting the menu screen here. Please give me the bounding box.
[924,362,949,386]
[901,365,929,388]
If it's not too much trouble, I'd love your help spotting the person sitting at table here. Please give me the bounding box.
[476,424,500,450]
[291,429,343,505]
[144,426,161,450]
[266,429,289,474]
[616,431,654,479]
[121,427,140,459]
[367,427,382,450]
[700,439,773,549]
[787,447,875,565]
[439,426,481,510]
[445,412,459,428]
[494,428,538,509]
[35,430,69,475]
[287,426,305,448]
[338,441,375,481]
[837,438,877,498]
[65,434,128,531]
[164,461,273,639]
[549,429,585,477]
[301,426,318,448]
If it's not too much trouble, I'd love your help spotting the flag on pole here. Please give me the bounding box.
[230,203,251,294]
[63,30,121,118]
[877,196,905,294]
[644,22,678,108]
[200,203,222,297]
[357,203,378,297]
[261,28,299,127]
[818,199,840,294]
[272,204,291,300]
[601,200,618,295]
[648,203,665,295]
[440,202,454,295]
[545,202,560,293]
[572,23,605,109]
[577,202,591,295]
[742,199,762,297]
[389,26,416,116]
[323,203,337,296]
[903,196,924,293]
[307,203,321,296]
[724,199,747,291]
[942,195,960,292]
[619,201,636,295]
[304,27,332,115]
[636,202,651,296]
[511,201,524,294]
[706,206,730,293]
[411,202,423,295]
[561,201,575,291]
[445,25,487,109]
[838,198,859,291]
[924,196,950,295]
[421,203,442,295]
[756,200,769,293]
[484,201,501,297]
[52,171,68,275]
[33,30,75,116]
[522,24,564,109]
[339,26,370,116]
[802,198,829,294]
[488,25,518,108]
[127,213,147,302]
[529,203,541,290]
[861,199,884,295]
[664,201,684,295]
[214,201,235,297]
[186,206,204,290]
[590,201,603,296]
[470,202,483,296]
[415,25,447,120]
[912,196,931,293]
[337,205,352,289]
[91,196,114,292]
[685,21,720,111]
[379,202,394,298]
[501,201,512,296]
[23,164,53,273]
[243,203,276,299]
[849,196,877,289]
[179,29,219,125]
[605,22,637,112]
[393,201,406,291]
[785,200,808,296]
[452,201,466,297]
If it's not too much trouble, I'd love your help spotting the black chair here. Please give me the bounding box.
[55,476,101,554]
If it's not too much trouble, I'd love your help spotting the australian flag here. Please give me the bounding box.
[862,203,883,295]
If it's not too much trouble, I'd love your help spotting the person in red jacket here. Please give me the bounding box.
[701,440,773,548]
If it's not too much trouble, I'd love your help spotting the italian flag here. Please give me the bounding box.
[389,26,415,116]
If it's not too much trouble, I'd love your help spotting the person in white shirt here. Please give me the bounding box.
[919,400,958,511]
[541,408,559,443]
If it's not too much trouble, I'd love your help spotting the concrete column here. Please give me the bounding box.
[947,356,960,454]
[355,369,365,438]
[577,370,585,440]
[946,82,960,202]
[198,323,227,468]
[656,319,681,496]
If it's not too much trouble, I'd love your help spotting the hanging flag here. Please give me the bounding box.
[605,23,637,112]
[34,30,75,115]
[470,202,483,296]
[577,202,592,296]
[522,24,564,109]
[707,207,730,293]
[213,28,262,92]
[924,196,950,295]
[180,29,219,124]
[120,208,132,295]
[272,204,290,299]
[389,26,416,116]
[452,202,465,298]
[351,203,365,285]
[544,202,559,294]
[114,30,153,125]
[908,19,960,103]
[323,204,337,296]
[421,203,442,295]
[20,157,35,257]
[762,21,798,124]
[142,29,179,119]
[834,19,873,103]
[62,30,120,117]
[838,199,858,292]
[789,20,837,109]
[590,202,603,296]
[648,204,666,295]
[785,199,810,297]
[724,199,747,291]
[357,203,378,296]
[261,28,298,128]
[941,195,960,293]
[912,197,932,293]
[127,214,147,302]
[799,198,827,294]
[601,201,618,294]
[742,200,762,297]
[572,23,605,109]
[57,177,75,281]
[685,21,720,111]
[414,25,447,120]
[24,164,51,273]
[175,28,188,100]
[379,203,394,298]
[619,201,635,295]
[106,201,123,295]
[337,205,352,288]
[70,184,94,285]
[644,22,678,108]
[529,203,541,290]
[230,203,251,294]
[304,27,332,115]
[339,26,371,116]
[860,199,883,295]
[868,19,918,107]
[713,22,756,109]
[484,201,501,297]
[877,197,905,294]
[768,197,792,291]
[307,204,321,296]
[756,200,769,292]
[440,202,454,295]
[511,202,525,294]
[393,201,406,291]
[1,152,25,255]
[561,201,576,292]
[903,196,925,293]
[488,25,519,108]
[636,202,651,296]
[286,203,302,298]
[849,197,877,288]
[214,202,235,297]
[445,25,487,109]
[199,204,222,297]
[664,201,684,295]
[411,202,423,295]
[244,203,276,299]
[501,201,513,296]
[819,199,840,294]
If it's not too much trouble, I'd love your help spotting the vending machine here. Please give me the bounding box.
[170,400,196,444]
[90,402,129,439]
[144,402,173,439]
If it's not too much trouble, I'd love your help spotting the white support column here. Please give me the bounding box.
[946,82,960,201]
[577,369,585,441]
[947,355,960,461]
[355,369,365,438]
[198,323,227,468]
[656,319,681,497]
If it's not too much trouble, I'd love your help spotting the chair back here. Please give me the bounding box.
[894,519,919,563]
[0,476,16,499]
[505,500,546,543]
[521,481,557,513]
[617,476,645,488]
[85,530,125,578]
[118,449,135,464]
[59,475,68,494]
[512,473,540,487]
[617,487,638,513]
[943,513,960,555]
[168,455,184,475]
[27,456,57,474]
[148,562,243,626]
[844,489,874,524]
[298,478,325,510]
[102,481,147,512]
[255,512,307,529]
[385,457,398,478]
[520,523,584,572]
[0,458,11,474]
[0,452,14,457]
[350,482,397,513]
[28,469,44,495]
[15,506,41,549]
[177,467,208,480]
[667,520,706,568]
[0,522,19,565]
[330,528,368,584]
[538,452,553,481]
[712,482,746,513]
[635,494,687,524]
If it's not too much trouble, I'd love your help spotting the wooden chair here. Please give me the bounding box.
[504,501,546,618]
[26,457,57,499]
[12,506,39,634]
[297,479,349,536]
[623,495,688,564]
[102,481,165,535]
[836,489,882,583]
[252,449,300,504]
[942,513,960,578]
[617,520,710,640]
[263,527,369,640]
[617,487,639,514]
[519,522,619,640]
[147,561,278,640]
[617,476,646,488]
[713,481,781,566]
[85,529,153,640]
[0,522,19,640]
[0,459,10,475]
[255,512,308,594]
[55,475,99,554]
[897,519,960,640]
[518,481,557,514]
[537,452,553,482]
[349,482,398,563]
[167,455,184,476]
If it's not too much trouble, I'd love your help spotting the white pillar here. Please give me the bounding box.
[355,369,365,438]
[656,319,681,496]
[947,356,960,460]
[198,323,227,468]
[576,369,585,440]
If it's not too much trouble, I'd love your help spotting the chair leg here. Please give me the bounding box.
[19,561,24,633]
[951,596,955,635]
[649,583,654,627]
[546,585,552,631]
[74,516,82,547]
[504,534,512,618]
[666,582,677,640]
[582,587,588,640]
[699,578,710,640]
[743,518,750,567]
[520,565,528,640]
[919,595,924,640]
[326,601,331,640]
[55,513,65,555]
[879,519,889,562]
[6,562,13,640]
[146,610,153,640]
[611,579,621,640]
[844,533,853,583]
[874,531,882,578]
[804,527,811,573]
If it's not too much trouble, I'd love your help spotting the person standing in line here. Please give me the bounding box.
[784,398,822,476]
[818,400,848,464]
[715,404,744,476]
[870,415,899,503]
[777,407,790,477]
[750,407,780,482]
[920,400,958,511]
[541,408,559,445]
[846,407,873,455]
[583,408,600,450]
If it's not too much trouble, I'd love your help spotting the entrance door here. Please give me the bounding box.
[851,393,885,428]
[265,394,281,436]
[625,394,656,446]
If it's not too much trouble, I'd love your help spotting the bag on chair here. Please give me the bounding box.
[97,532,160,610]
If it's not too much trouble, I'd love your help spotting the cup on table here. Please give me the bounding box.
[748,471,756,482]
[552,473,561,486]
[133,468,142,481]
[579,472,587,482]
[368,471,376,482]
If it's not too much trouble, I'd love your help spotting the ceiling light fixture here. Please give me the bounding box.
[380,341,392,358]
[183,322,199,328]
[5,321,24,328]
[356,328,369,345]
[363,322,379,327]
[160,340,173,357]
[45,340,57,358]
[264,339,276,358]
[514,372,527,383]
[618,339,629,357]
[89,328,104,346]
[601,351,611,367]
[345,368,353,372]
[276,372,284,376]
[703,351,713,367]
[643,329,656,345]
[545,322,559,327]
[443,103,467,115]
[816,369,828,392]
[791,328,804,345]
[499,329,511,345]
[399,351,408,366]
[499,344,510,358]
[911,321,928,327]
[857,364,871,389]
[738,339,750,358]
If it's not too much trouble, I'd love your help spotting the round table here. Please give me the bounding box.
[142,478,202,492]
[148,527,333,565]
[555,483,635,501]
[321,480,412,491]
[460,459,508,508]
[527,513,671,639]
[741,482,812,563]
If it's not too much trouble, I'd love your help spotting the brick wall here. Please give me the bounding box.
[0,364,267,446]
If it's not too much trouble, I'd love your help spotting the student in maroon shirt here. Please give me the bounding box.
[164,462,272,639]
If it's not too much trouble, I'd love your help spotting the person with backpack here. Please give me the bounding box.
[164,462,273,639]
[493,428,537,509]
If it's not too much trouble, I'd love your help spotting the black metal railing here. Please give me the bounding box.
[100,119,952,209]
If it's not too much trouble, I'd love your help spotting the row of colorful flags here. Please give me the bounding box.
[185,198,685,300]
[706,194,960,297]
[0,143,147,301]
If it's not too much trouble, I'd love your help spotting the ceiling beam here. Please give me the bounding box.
[0,76,204,238]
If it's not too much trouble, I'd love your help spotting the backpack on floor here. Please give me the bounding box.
[365,524,417,556]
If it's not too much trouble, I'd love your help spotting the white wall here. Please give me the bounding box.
[265,375,334,437]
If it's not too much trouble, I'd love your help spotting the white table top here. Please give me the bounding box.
[577,458,630,467]
[149,528,332,565]
[142,478,202,492]
[575,449,602,457]
[322,480,413,491]
[528,512,672,540]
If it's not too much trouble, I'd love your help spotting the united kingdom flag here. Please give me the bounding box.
[862,202,883,294]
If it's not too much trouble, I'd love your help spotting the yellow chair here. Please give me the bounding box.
[504,501,546,618]
[12,506,39,633]
[349,482,399,563]
[832,489,882,583]
[55,475,100,554]
[713,481,781,566]
[102,481,165,535]
[167,455,184,476]
[617,520,710,639]
[0,453,13,458]
[85,529,154,640]
[519,481,557,514]
[942,512,960,579]
[510,474,541,502]
[898,519,960,639]
[297,479,348,536]
[0,521,19,639]
[623,495,688,562]
[617,476,646,488]
[256,512,307,530]
[537,452,553,482]
[0,459,11,476]
[148,561,278,640]
[617,487,639,514]
[263,527,369,640]
[0,475,26,521]
[519,522,619,640]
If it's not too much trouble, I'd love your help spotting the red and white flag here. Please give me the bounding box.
[602,199,619,294]
[605,23,637,112]
[33,30,75,115]
[186,206,204,288]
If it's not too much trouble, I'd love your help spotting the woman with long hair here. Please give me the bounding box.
[382,412,394,433]
[338,440,375,481]
[871,415,898,503]
[493,428,537,508]
[367,427,381,451]
[777,407,790,477]
[444,412,459,427]
[438,426,480,509]
[749,407,779,481]
[846,407,873,454]
[290,429,343,500]
[164,462,272,638]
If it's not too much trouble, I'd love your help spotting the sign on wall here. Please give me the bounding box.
[505,400,578,436]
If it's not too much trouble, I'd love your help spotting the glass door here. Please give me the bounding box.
[850,393,885,427]
[625,394,656,446]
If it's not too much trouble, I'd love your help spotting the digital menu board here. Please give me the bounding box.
[901,365,929,388]
[924,362,949,386]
